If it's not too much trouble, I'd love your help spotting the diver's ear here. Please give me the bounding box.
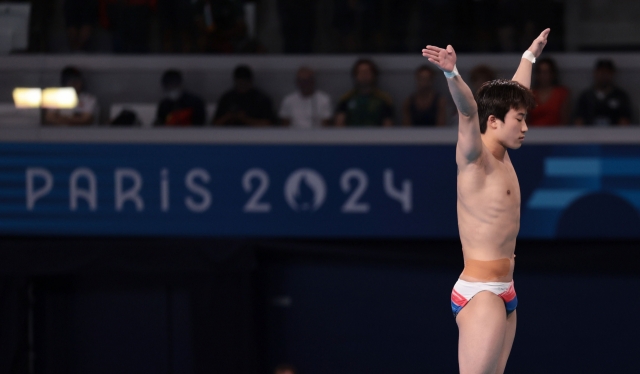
[487,115,500,130]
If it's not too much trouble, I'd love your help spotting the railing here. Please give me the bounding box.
[2,127,640,144]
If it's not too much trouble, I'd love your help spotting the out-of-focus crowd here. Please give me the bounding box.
[23,0,561,54]
[59,0,260,54]
[45,57,633,128]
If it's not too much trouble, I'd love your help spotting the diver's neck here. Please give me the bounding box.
[482,135,506,161]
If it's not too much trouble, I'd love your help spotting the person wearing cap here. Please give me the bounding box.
[574,59,632,126]
[213,65,277,126]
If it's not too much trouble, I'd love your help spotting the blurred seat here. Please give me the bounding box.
[0,103,40,127]
[110,103,157,127]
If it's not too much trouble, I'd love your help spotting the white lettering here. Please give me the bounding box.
[26,168,53,211]
[341,169,370,213]
[185,168,211,213]
[115,168,144,212]
[70,168,97,211]
[383,169,412,213]
[242,168,271,213]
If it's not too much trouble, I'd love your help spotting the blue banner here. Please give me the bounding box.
[2,143,640,239]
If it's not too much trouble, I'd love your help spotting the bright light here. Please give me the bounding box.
[12,88,42,108]
[42,87,78,109]
[13,87,78,109]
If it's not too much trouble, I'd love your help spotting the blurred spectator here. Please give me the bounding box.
[214,65,277,126]
[418,0,456,51]
[64,0,98,51]
[158,0,197,53]
[44,67,97,126]
[277,0,317,53]
[332,0,383,53]
[335,59,394,127]
[469,64,497,96]
[331,0,356,51]
[467,0,496,52]
[528,57,570,126]
[99,0,156,53]
[155,69,206,126]
[402,65,446,126]
[199,0,250,53]
[274,363,297,374]
[495,0,526,52]
[574,59,632,126]
[279,67,332,128]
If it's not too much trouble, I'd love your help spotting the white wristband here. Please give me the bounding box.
[522,50,536,63]
[444,65,460,79]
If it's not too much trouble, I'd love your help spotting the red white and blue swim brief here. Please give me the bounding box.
[451,279,518,318]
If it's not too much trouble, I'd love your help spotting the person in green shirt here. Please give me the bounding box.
[335,59,395,127]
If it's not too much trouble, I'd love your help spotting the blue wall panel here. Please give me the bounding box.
[3,143,640,238]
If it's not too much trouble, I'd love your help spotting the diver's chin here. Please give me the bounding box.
[508,141,524,150]
[514,135,526,148]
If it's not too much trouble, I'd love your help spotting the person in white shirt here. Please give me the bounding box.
[279,67,333,128]
[44,66,98,126]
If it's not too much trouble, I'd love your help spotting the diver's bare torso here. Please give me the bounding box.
[457,144,519,283]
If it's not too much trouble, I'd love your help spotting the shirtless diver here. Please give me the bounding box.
[422,28,551,374]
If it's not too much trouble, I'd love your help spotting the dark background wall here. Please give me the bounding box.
[0,238,638,374]
[0,238,259,374]
[258,240,640,373]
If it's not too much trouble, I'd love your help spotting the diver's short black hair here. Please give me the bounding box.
[476,79,536,134]
[161,69,183,88]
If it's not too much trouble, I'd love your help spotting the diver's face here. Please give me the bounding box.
[489,107,528,149]
[501,107,528,149]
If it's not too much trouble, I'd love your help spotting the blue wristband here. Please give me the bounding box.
[444,65,460,79]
